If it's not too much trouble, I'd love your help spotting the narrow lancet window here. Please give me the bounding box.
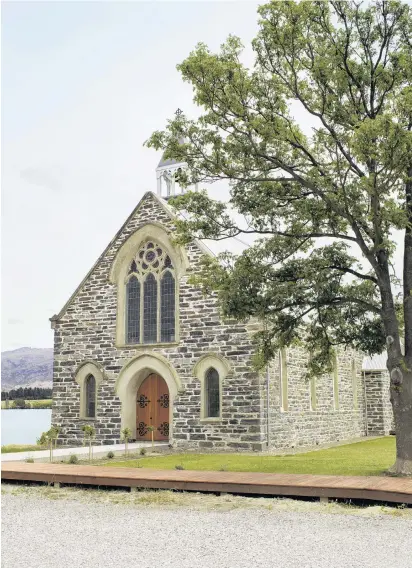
[205,367,220,418]
[126,276,140,344]
[143,273,158,343]
[85,374,96,418]
[161,271,175,342]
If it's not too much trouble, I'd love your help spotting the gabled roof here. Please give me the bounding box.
[50,191,219,324]
[157,155,180,168]
[156,138,187,169]
[50,193,174,323]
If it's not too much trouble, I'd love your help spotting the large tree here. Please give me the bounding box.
[147,0,412,475]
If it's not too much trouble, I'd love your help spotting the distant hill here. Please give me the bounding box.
[1,347,53,390]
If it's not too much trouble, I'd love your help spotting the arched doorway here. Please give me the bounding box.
[116,352,182,442]
[136,374,169,441]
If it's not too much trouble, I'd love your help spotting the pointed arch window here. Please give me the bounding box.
[85,374,96,418]
[125,241,176,344]
[205,367,220,418]
[126,276,140,343]
[144,273,158,343]
[161,271,175,342]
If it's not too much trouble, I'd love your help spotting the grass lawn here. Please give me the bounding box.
[106,437,396,477]
[1,444,46,454]
[29,399,52,409]
[1,399,52,409]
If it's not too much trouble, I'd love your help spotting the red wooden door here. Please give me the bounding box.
[136,374,169,441]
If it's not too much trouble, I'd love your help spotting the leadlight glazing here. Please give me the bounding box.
[144,273,158,343]
[160,271,176,342]
[126,276,140,343]
[205,367,220,418]
[86,374,96,418]
[126,241,176,344]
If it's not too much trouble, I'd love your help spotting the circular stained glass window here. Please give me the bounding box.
[133,241,174,275]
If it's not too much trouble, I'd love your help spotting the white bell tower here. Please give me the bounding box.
[156,110,198,200]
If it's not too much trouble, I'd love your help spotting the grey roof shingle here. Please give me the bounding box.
[157,155,180,168]
[362,353,387,371]
[157,138,187,168]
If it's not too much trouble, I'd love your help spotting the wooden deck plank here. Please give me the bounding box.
[2,462,411,504]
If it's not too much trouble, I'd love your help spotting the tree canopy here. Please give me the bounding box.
[147,0,412,472]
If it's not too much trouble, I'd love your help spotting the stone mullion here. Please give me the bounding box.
[139,275,144,344]
[157,275,161,343]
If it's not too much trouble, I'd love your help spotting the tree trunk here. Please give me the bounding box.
[376,253,411,476]
[388,366,412,476]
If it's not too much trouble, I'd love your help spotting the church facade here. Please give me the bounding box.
[50,156,393,450]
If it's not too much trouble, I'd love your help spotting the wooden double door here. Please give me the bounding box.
[136,374,169,441]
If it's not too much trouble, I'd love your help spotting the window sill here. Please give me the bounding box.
[200,418,222,424]
[79,417,97,422]
[116,341,179,349]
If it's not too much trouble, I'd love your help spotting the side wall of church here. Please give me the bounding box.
[51,194,266,450]
[263,348,367,450]
[364,370,394,435]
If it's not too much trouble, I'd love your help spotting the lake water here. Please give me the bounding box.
[1,409,52,446]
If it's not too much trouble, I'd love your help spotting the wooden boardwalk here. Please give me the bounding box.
[2,462,412,504]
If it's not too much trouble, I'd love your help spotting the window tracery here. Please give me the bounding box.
[126,241,176,344]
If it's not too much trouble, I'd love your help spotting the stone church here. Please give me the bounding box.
[51,153,394,450]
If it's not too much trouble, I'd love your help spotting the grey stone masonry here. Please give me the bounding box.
[264,347,367,450]
[51,190,393,452]
[51,192,264,450]
[364,370,395,435]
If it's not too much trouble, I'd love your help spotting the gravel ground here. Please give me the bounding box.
[2,488,412,568]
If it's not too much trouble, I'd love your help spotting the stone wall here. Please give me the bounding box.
[264,347,367,450]
[364,370,394,435]
[51,193,265,450]
[51,191,389,453]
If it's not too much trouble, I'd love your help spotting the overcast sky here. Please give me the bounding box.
[1,1,261,352]
[1,1,405,352]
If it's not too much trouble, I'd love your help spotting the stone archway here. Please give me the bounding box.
[115,352,182,441]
